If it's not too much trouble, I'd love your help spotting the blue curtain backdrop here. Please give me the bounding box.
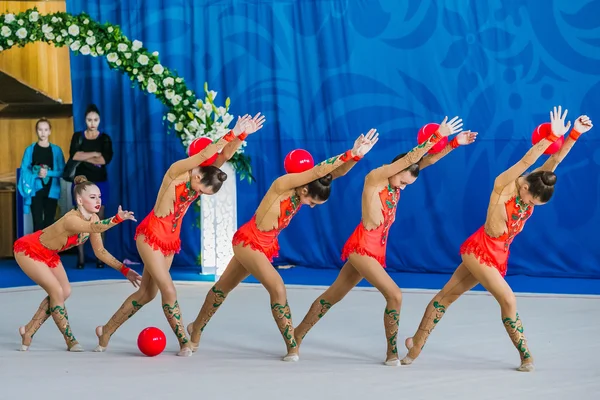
[66,0,600,279]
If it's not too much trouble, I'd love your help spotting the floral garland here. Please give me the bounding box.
[0,7,254,181]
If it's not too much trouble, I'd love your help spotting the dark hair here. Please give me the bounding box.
[85,104,101,118]
[73,175,98,199]
[525,171,557,203]
[199,165,228,193]
[306,174,333,201]
[35,118,52,131]
[392,152,420,177]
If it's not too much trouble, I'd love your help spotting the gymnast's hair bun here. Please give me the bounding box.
[74,175,88,185]
[540,171,557,186]
[318,174,333,187]
[217,171,228,182]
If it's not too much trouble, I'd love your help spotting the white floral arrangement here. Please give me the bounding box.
[0,7,254,181]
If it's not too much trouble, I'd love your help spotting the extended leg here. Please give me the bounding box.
[295,261,362,349]
[234,245,298,361]
[94,267,158,352]
[15,254,82,351]
[348,254,403,366]
[462,253,534,372]
[137,239,191,356]
[401,263,478,365]
[188,256,249,351]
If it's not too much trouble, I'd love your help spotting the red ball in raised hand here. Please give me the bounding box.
[532,122,564,155]
[188,137,218,166]
[417,123,448,154]
[284,149,314,173]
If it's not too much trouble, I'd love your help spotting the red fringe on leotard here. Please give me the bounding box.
[341,222,388,268]
[232,216,280,262]
[134,212,182,256]
[13,231,61,268]
[459,226,509,277]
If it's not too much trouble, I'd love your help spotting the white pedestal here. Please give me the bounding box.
[200,162,237,279]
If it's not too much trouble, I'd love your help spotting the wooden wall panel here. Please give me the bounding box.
[0,1,72,103]
[0,117,73,179]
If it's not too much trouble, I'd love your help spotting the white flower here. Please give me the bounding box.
[124,52,132,59]
[152,51,159,56]
[186,90,192,96]
[7,39,13,46]
[116,60,122,66]
[108,27,114,33]
[61,29,68,36]
[4,14,15,24]
[208,90,217,101]
[68,25,80,36]
[147,79,157,93]
[107,53,118,63]
[1,26,12,37]
[0,46,3,52]
[196,109,207,122]
[137,54,149,65]
[51,17,59,23]
[91,51,98,57]
[176,77,183,83]
[165,90,175,100]
[167,113,176,123]
[42,24,53,34]
[171,95,182,106]
[175,122,184,132]
[105,43,112,50]
[132,68,138,74]
[87,30,93,36]
[86,36,96,46]
[117,43,128,52]
[55,36,63,42]
[29,34,37,41]
[44,32,55,41]
[79,45,91,55]
[222,113,234,126]
[217,106,226,117]
[29,12,39,22]
[131,40,143,51]
[84,19,89,25]
[96,46,104,55]
[183,100,189,106]
[162,77,174,86]
[202,103,213,115]
[137,74,145,82]
[70,41,81,51]
[17,19,24,26]
[152,64,164,75]
[16,28,27,39]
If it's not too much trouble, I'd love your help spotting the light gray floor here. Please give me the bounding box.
[1,281,598,400]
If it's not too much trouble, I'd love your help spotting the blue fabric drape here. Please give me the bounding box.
[67,0,600,279]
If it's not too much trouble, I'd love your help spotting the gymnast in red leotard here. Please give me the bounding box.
[187,129,379,361]
[401,106,593,372]
[94,113,265,356]
[293,117,476,366]
[14,175,139,352]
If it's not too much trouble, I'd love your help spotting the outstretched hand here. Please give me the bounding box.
[550,105,571,137]
[126,269,142,288]
[574,115,593,134]
[243,112,266,135]
[455,130,478,146]
[232,114,252,135]
[351,128,379,158]
[117,206,136,222]
[438,116,463,137]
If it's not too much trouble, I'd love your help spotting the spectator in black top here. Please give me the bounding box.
[68,104,114,269]
[17,118,66,231]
